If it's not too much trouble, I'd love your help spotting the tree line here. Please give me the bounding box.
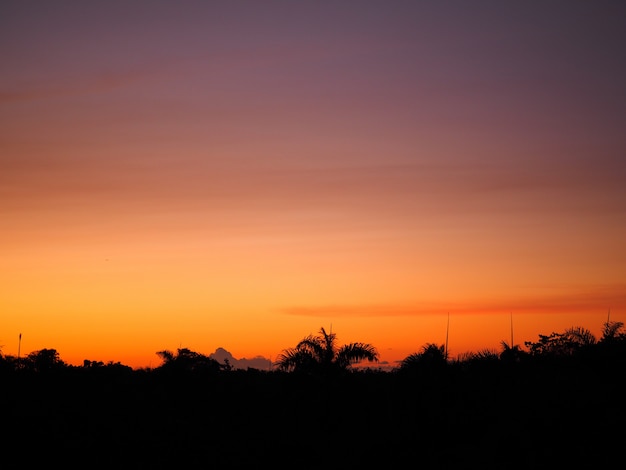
[2,319,625,376]
[2,319,625,468]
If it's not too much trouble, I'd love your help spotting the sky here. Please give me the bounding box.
[2,1,626,370]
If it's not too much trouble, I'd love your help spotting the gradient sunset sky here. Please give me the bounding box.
[2,1,625,369]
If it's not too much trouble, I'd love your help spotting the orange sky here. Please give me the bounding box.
[2,1,625,369]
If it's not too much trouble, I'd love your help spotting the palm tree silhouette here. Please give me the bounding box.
[398,342,447,371]
[275,327,379,373]
[499,340,526,363]
[601,319,625,342]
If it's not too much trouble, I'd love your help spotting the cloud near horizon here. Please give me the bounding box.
[209,347,272,371]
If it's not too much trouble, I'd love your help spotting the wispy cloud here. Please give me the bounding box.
[0,61,178,104]
[279,284,626,318]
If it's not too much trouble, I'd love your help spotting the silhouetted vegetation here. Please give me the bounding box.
[2,320,625,468]
[274,326,379,374]
[155,347,227,375]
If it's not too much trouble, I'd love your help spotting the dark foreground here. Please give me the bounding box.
[3,358,625,470]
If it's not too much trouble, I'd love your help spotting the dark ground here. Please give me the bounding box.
[2,358,624,469]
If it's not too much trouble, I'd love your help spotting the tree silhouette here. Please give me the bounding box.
[601,319,625,342]
[155,347,222,373]
[455,348,500,367]
[398,342,447,372]
[275,327,379,373]
[24,348,65,373]
[563,326,596,347]
[524,325,597,358]
[499,340,527,363]
[597,319,626,359]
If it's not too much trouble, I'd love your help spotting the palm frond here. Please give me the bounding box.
[336,343,379,367]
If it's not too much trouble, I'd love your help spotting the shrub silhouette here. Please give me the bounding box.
[155,347,223,374]
[398,342,447,373]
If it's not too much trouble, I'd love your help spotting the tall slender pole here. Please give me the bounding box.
[445,312,449,360]
[17,332,22,368]
[510,312,514,347]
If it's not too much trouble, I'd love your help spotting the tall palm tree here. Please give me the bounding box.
[275,327,379,373]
